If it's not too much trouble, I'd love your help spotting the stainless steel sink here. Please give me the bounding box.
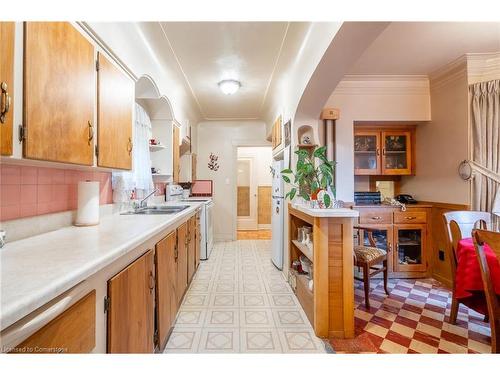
[121,205,190,215]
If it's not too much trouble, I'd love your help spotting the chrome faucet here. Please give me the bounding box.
[137,188,159,209]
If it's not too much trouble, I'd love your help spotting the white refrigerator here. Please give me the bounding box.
[271,160,284,270]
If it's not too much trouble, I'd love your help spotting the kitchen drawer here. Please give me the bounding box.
[359,210,392,224]
[394,211,427,224]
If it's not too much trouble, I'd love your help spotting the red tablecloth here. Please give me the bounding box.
[455,238,500,314]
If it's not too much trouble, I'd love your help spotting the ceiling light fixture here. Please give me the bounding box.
[218,79,241,95]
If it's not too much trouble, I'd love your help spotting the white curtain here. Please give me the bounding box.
[470,79,500,229]
[112,103,154,202]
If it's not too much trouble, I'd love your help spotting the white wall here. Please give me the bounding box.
[196,121,270,241]
[237,147,273,187]
[324,76,432,201]
[85,22,202,132]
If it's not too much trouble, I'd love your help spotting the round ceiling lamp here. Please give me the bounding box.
[218,79,241,95]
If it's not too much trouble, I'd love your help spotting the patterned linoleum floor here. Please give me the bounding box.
[330,278,493,354]
[164,240,326,353]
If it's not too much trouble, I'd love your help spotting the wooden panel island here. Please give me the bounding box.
[288,203,359,339]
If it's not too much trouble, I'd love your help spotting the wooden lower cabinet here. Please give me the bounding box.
[176,222,188,306]
[187,216,197,283]
[155,231,178,351]
[13,290,96,353]
[354,205,430,277]
[107,250,155,353]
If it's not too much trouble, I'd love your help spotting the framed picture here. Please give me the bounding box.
[284,119,291,147]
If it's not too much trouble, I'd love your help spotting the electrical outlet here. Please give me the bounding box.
[438,249,445,261]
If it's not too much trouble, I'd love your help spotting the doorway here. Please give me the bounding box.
[236,146,272,233]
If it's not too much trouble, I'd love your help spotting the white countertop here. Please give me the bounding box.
[0,201,203,331]
[292,204,360,218]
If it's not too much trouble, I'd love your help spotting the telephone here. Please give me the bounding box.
[395,194,417,204]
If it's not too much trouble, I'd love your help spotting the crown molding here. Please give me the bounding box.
[333,75,429,96]
[429,55,468,91]
[466,52,500,84]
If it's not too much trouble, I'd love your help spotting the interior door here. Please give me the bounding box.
[237,157,258,230]
[24,22,95,165]
[107,250,155,353]
[176,222,188,306]
[0,22,15,156]
[97,52,134,170]
[155,232,177,351]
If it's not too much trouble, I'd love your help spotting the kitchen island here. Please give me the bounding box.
[288,203,359,339]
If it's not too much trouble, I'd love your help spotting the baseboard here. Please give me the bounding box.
[432,273,453,289]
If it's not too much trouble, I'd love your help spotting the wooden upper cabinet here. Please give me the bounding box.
[1,22,15,156]
[354,131,381,175]
[97,52,134,170]
[176,222,188,306]
[354,126,415,176]
[155,232,178,351]
[107,250,155,353]
[381,131,412,175]
[172,125,180,183]
[23,22,95,165]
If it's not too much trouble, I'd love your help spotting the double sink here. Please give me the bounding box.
[121,205,190,215]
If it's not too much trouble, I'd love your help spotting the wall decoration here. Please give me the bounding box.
[208,153,219,171]
[284,120,291,147]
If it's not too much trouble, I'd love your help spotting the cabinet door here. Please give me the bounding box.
[172,125,180,183]
[195,212,201,270]
[382,131,412,175]
[394,224,427,272]
[354,131,381,175]
[0,22,15,156]
[155,232,177,351]
[176,222,188,305]
[97,52,134,169]
[13,290,96,354]
[187,216,197,283]
[356,225,394,273]
[24,22,94,165]
[107,250,155,353]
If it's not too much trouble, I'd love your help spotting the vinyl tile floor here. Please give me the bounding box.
[164,240,327,353]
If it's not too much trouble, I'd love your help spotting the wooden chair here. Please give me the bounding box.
[473,229,500,353]
[443,211,491,324]
[353,226,390,309]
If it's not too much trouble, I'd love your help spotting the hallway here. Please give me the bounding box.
[164,240,326,353]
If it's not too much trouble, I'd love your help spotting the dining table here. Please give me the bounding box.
[455,237,500,314]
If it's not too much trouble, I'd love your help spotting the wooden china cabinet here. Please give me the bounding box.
[354,125,415,176]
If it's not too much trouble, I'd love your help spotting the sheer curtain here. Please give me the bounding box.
[470,79,500,229]
[112,103,154,202]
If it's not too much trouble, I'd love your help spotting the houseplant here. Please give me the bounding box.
[281,146,336,208]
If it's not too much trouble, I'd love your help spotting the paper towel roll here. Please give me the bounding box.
[74,181,100,226]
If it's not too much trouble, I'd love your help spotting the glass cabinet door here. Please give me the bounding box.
[394,225,426,272]
[354,132,381,175]
[354,226,393,273]
[382,131,412,175]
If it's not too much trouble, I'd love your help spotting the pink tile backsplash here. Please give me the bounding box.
[0,163,113,221]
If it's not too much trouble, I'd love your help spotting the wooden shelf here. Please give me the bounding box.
[297,144,317,148]
[291,240,313,262]
[152,173,169,178]
[149,144,167,152]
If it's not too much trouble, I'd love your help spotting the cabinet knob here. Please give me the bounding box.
[127,137,133,155]
[0,81,11,124]
[371,216,381,220]
[404,216,417,220]
[87,121,94,145]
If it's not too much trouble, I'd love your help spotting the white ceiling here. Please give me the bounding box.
[160,22,289,120]
[349,22,500,75]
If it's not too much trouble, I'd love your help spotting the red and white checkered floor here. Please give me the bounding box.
[330,278,492,353]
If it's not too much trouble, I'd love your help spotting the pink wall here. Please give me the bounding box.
[0,164,113,221]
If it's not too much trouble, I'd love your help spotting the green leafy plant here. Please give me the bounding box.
[281,146,336,208]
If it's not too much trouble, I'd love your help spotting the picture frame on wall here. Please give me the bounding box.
[284,119,291,147]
